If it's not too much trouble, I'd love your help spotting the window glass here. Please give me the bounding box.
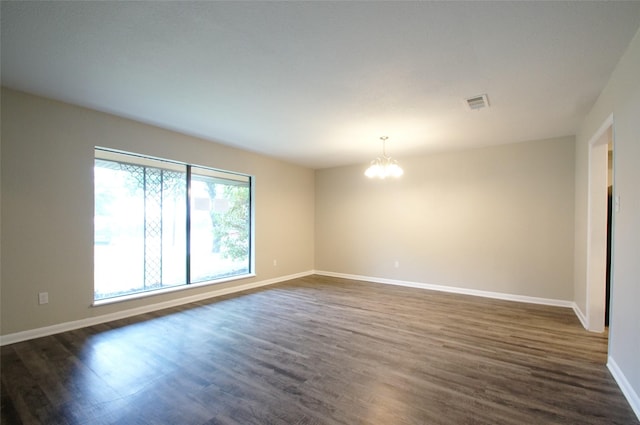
[94,149,252,301]
[190,167,250,282]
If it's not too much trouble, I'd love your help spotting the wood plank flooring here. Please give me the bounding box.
[1,275,638,425]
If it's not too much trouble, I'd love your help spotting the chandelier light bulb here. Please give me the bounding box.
[364,136,403,179]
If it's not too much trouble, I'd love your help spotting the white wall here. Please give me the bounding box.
[0,88,315,336]
[575,26,640,414]
[316,137,575,301]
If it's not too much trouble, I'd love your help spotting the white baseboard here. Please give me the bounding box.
[0,270,586,345]
[572,303,589,330]
[0,271,313,346]
[314,270,575,308]
[608,356,640,421]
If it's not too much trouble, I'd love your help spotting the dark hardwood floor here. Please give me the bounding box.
[1,275,637,425]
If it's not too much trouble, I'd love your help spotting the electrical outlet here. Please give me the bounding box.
[273,259,277,267]
[394,260,400,268]
[38,292,49,305]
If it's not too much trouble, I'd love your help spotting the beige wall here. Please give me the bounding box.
[575,27,640,401]
[316,137,575,301]
[0,88,315,335]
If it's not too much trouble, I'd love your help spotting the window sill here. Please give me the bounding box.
[92,273,256,307]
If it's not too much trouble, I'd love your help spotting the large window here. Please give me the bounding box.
[94,149,252,301]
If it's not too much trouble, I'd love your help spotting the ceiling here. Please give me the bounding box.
[2,2,640,169]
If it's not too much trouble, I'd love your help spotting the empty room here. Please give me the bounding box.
[1,1,640,424]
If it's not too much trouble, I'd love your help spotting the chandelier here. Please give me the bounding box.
[364,136,404,179]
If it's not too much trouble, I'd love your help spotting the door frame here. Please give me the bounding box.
[585,113,613,333]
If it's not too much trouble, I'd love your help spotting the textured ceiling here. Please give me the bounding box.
[2,1,640,169]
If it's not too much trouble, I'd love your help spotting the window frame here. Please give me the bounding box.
[93,147,255,305]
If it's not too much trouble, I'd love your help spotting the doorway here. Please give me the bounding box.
[605,144,612,327]
[586,114,613,333]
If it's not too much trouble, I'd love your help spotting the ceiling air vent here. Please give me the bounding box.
[465,94,490,111]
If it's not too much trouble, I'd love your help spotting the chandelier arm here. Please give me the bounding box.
[365,136,402,179]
